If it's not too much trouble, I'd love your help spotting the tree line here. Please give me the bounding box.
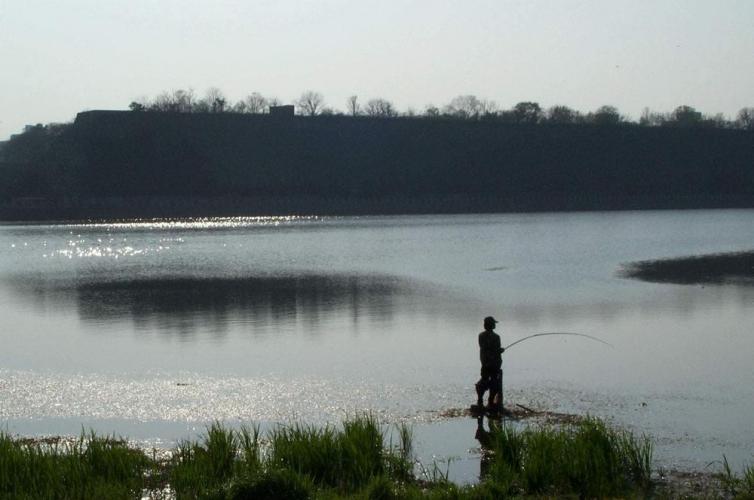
[128,87,754,130]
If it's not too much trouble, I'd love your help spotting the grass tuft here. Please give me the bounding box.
[0,430,153,499]
[485,417,653,497]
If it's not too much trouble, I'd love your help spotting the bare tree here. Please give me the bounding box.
[244,92,268,114]
[444,95,483,119]
[203,87,227,113]
[668,105,702,126]
[639,107,667,126]
[150,91,174,112]
[479,99,499,117]
[231,101,247,113]
[297,91,325,116]
[736,107,754,130]
[546,105,580,124]
[424,105,440,118]
[364,98,397,117]
[149,89,195,112]
[703,113,728,128]
[347,95,360,116]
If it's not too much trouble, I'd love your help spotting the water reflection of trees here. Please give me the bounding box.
[5,269,754,340]
[70,274,417,338]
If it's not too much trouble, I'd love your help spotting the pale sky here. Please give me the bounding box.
[1,0,753,139]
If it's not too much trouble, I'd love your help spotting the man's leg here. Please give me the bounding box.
[475,377,487,407]
[492,369,503,411]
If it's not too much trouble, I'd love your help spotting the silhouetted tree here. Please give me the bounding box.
[736,107,754,130]
[546,105,580,124]
[512,102,542,124]
[129,101,146,112]
[588,105,623,125]
[297,91,325,116]
[424,105,440,118]
[347,95,360,116]
[703,113,729,129]
[203,87,227,113]
[444,95,483,119]
[479,99,499,118]
[668,105,703,126]
[243,92,268,114]
[364,98,397,117]
[148,89,196,113]
[193,100,210,113]
[639,107,667,126]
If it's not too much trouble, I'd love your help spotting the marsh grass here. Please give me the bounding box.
[270,414,389,489]
[169,422,262,497]
[485,417,653,497]
[0,430,154,499]
[2,415,720,499]
[167,415,415,498]
[719,455,754,499]
[744,463,754,493]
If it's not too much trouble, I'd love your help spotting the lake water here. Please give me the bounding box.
[1,210,753,482]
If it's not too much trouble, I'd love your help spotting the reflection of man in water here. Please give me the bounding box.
[475,415,499,479]
[475,316,504,412]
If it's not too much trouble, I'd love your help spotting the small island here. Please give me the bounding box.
[620,250,754,285]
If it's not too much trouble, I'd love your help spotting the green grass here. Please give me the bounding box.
[0,430,154,499]
[483,417,653,497]
[166,416,655,498]
[169,415,414,498]
[7,415,747,499]
[719,455,754,499]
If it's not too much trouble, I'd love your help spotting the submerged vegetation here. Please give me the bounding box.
[1,415,751,498]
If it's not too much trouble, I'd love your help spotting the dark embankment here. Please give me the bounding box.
[621,250,754,285]
[1,111,753,220]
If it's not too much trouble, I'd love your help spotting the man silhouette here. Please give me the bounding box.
[475,316,504,413]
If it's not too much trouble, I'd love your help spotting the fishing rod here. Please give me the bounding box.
[505,332,612,351]
[487,332,611,417]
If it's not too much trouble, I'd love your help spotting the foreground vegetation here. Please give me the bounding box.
[1,415,752,499]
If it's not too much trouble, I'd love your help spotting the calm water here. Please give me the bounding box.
[1,210,753,481]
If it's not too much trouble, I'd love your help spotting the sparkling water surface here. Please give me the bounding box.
[1,211,753,483]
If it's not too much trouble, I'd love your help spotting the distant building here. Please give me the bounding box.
[270,105,295,118]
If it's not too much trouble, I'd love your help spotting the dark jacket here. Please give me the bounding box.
[479,329,502,369]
